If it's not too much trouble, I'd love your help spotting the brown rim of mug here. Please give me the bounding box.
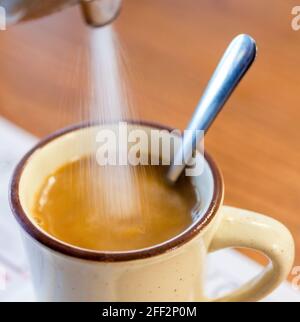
[10,121,224,262]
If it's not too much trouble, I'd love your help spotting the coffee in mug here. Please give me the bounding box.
[32,156,199,251]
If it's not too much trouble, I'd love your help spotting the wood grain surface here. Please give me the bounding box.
[0,0,299,274]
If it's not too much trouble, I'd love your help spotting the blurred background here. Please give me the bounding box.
[0,0,299,276]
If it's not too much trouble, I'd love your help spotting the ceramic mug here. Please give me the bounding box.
[10,122,295,302]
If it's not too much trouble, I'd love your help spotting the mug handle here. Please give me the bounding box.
[208,206,295,302]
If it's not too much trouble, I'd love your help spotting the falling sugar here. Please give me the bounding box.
[86,26,148,228]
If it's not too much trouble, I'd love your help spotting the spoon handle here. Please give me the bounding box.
[166,34,257,183]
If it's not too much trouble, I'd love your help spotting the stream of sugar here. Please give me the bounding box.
[86,26,147,226]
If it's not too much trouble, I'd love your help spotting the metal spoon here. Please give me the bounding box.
[166,34,257,184]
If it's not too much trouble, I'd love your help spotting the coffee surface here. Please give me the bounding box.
[33,156,198,251]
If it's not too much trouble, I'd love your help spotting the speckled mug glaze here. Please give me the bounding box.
[10,122,295,302]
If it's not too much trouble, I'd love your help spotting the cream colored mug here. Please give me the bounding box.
[10,122,295,302]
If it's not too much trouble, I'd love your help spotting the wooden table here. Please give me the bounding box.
[0,0,299,275]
